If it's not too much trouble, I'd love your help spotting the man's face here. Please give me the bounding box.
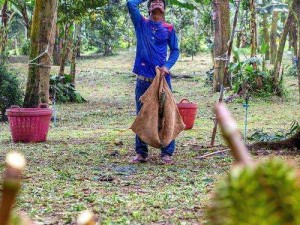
[149,0,165,14]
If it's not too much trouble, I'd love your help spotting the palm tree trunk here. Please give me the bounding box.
[262,16,270,60]
[250,0,257,57]
[53,26,61,65]
[20,3,31,39]
[0,0,8,58]
[272,12,294,88]
[23,0,57,107]
[270,11,279,64]
[70,23,81,85]
[289,18,297,56]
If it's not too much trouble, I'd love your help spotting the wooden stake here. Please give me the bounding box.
[77,210,96,225]
[0,152,26,225]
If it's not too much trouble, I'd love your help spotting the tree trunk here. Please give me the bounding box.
[104,41,112,56]
[296,0,300,103]
[224,0,241,89]
[53,26,61,65]
[23,0,57,107]
[76,23,82,58]
[270,11,279,64]
[14,38,19,55]
[59,23,71,76]
[248,129,300,150]
[249,0,261,88]
[236,31,242,49]
[262,10,270,60]
[272,7,295,89]
[213,0,230,92]
[235,10,244,49]
[70,22,81,85]
[289,18,298,56]
[0,0,8,58]
[20,3,31,39]
[250,0,257,57]
[288,14,298,57]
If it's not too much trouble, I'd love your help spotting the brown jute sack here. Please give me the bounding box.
[131,67,185,148]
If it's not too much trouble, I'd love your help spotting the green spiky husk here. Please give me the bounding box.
[207,159,300,225]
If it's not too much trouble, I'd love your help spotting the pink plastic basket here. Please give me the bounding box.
[6,104,52,143]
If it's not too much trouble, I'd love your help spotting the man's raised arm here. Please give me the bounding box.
[127,0,147,27]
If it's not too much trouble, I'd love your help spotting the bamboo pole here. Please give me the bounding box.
[0,152,26,225]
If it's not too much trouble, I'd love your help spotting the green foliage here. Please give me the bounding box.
[21,40,30,55]
[241,0,250,10]
[168,0,196,9]
[58,0,109,24]
[0,64,23,121]
[167,5,213,55]
[229,56,283,96]
[86,3,125,55]
[285,62,298,77]
[168,0,212,9]
[207,159,300,225]
[250,121,299,142]
[50,74,86,103]
[205,68,214,86]
[180,32,202,57]
[202,10,212,27]
[257,3,288,14]
[260,41,269,55]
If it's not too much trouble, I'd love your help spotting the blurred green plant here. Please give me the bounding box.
[285,57,298,77]
[50,74,86,103]
[0,64,23,121]
[21,40,30,55]
[205,67,214,86]
[250,121,299,142]
[229,55,284,96]
[181,33,202,57]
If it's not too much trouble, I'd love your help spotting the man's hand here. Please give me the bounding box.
[159,66,169,76]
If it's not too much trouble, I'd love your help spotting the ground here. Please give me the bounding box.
[0,51,299,224]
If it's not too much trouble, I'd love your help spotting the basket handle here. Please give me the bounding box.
[179,99,191,104]
[38,103,48,108]
[10,105,20,109]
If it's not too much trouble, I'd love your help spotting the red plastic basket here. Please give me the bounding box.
[177,99,198,130]
[6,104,52,143]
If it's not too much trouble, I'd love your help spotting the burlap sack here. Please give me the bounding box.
[131,67,185,148]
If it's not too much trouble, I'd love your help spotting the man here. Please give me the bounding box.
[127,0,180,164]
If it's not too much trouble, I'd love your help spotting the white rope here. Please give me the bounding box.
[215,52,228,61]
[28,2,57,68]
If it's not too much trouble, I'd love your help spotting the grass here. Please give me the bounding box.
[0,51,300,224]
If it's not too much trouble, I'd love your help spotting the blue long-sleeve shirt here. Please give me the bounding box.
[127,0,180,78]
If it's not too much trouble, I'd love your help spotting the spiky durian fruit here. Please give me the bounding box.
[207,159,300,225]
